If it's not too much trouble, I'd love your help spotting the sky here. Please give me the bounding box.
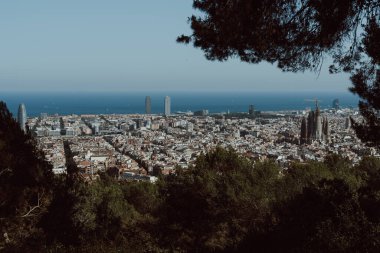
[0,0,352,93]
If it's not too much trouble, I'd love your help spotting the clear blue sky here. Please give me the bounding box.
[0,0,351,92]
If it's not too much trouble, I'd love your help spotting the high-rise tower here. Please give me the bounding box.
[18,103,27,132]
[145,96,151,114]
[164,96,171,116]
[248,105,255,115]
[332,99,340,110]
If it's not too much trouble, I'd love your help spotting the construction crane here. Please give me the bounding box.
[304,98,322,109]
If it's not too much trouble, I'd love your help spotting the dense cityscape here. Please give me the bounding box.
[15,96,378,182]
[1,1,380,251]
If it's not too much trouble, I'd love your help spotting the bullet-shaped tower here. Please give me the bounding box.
[18,103,27,132]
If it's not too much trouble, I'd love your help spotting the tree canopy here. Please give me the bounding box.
[178,0,380,146]
[0,102,53,250]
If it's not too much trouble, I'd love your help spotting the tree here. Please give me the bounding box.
[349,19,380,147]
[41,173,135,247]
[237,157,380,253]
[178,0,380,146]
[159,147,281,252]
[0,101,53,250]
[356,156,380,224]
[269,179,374,253]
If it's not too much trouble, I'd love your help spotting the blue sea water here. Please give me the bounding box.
[0,91,359,117]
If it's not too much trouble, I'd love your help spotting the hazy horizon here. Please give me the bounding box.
[0,1,352,93]
[1,90,359,117]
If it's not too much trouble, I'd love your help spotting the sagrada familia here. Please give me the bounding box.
[300,103,330,144]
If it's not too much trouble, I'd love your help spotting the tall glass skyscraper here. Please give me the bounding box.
[18,103,27,132]
[145,96,151,114]
[248,105,255,115]
[164,96,170,116]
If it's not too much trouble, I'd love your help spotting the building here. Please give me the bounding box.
[145,96,151,114]
[248,105,255,115]
[64,127,76,136]
[92,122,100,135]
[164,96,170,116]
[345,117,351,129]
[300,117,308,144]
[18,103,27,132]
[332,99,340,110]
[315,106,323,140]
[300,102,330,144]
[135,119,144,129]
[194,110,209,116]
[40,112,48,119]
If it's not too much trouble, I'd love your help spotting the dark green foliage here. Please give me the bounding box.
[158,147,281,252]
[0,102,53,210]
[106,166,120,179]
[41,176,97,245]
[236,158,379,253]
[0,101,53,250]
[178,0,378,72]
[41,174,137,247]
[262,179,372,253]
[349,19,380,147]
[179,0,380,147]
[122,181,161,215]
[357,157,380,225]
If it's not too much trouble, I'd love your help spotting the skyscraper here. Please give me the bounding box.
[248,105,255,115]
[145,96,151,114]
[332,99,340,110]
[18,103,27,132]
[164,96,170,116]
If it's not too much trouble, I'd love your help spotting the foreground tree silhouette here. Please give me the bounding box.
[159,147,282,252]
[157,149,380,252]
[178,0,380,146]
[0,102,53,250]
[349,20,380,147]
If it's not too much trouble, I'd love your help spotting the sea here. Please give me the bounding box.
[0,91,359,117]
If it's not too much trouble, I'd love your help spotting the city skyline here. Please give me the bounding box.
[1,1,379,252]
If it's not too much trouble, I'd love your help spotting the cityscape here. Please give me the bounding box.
[15,95,377,183]
[1,1,380,251]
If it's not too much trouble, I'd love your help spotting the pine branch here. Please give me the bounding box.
[20,192,44,218]
[0,168,11,177]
